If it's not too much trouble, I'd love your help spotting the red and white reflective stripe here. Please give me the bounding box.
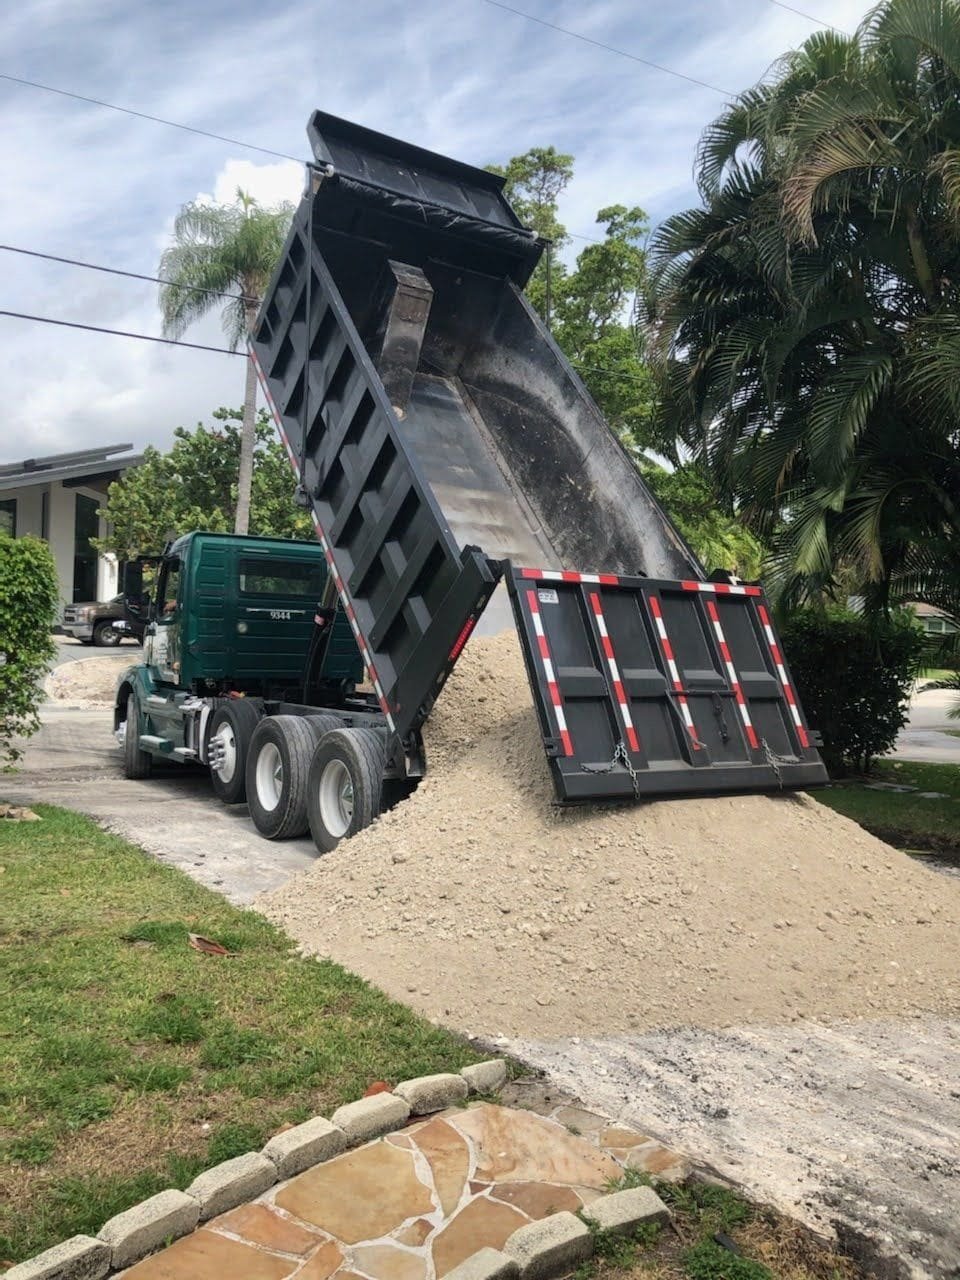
[520,567,620,586]
[705,601,758,750]
[588,593,640,753]
[757,604,809,748]
[680,579,761,597]
[647,595,699,745]
[526,589,573,757]
[251,347,396,733]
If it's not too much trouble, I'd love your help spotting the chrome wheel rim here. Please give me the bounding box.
[210,724,237,782]
[255,741,283,811]
[319,759,353,838]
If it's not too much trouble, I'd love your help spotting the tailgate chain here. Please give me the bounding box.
[582,739,641,799]
[760,738,798,788]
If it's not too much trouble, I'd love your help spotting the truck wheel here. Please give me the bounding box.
[94,620,121,646]
[305,714,344,739]
[307,728,386,853]
[122,693,152,779]
[207,700,262,805]
[246,716,319,840]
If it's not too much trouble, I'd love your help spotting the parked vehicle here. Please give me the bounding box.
[62,594,146,646]
[115,111,826,853]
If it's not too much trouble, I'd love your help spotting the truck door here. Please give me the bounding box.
[142,555,186,748]
[144,556,183,685]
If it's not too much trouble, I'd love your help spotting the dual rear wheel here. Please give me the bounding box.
[218,710,387,851]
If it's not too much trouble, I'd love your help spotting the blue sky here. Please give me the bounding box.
[2,0,871,459]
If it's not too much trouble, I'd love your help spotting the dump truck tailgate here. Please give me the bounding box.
[507,566,826,800]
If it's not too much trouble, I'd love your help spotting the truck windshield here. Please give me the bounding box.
[238,558,325,598]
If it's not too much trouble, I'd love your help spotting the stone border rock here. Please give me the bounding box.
[5,1058,674,1280]
[445,1187,672,1280]
[3,1060,509,1280]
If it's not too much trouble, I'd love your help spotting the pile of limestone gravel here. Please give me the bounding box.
[45,654,130,708]
[258,631,960,1038]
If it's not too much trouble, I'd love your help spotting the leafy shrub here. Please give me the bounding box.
[0,534,58,768]
[780,608,924,774]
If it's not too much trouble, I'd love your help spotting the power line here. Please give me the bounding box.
[1,308,648,388]
[0,72,301,162]
[480,0,732,96]
[763,0,849,33]
[0,243,242,302]
[0,309,243,355]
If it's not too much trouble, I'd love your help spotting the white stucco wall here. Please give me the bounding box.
[1,479,116,611]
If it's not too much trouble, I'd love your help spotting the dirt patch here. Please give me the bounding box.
[259,633,960,1037]
[45,656,131,708]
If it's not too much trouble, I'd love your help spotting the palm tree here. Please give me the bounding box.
[158,189,294,535]
[645,0,960,606]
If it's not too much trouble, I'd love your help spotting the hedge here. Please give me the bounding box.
[0,533,58,768]
[779,607,924,775]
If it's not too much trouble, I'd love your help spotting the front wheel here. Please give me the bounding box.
[94,621,121,646]
[122,693,152,779]
[207,700,262,805]
[307,728,386,853]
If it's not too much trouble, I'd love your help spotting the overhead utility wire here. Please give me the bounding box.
[763,0,849,33]
[0,73,300,162]
[479,0,733,95]
[0,309,242,356]
[0,243,242,302]
[0,74,613,246]
[0,309,647,389]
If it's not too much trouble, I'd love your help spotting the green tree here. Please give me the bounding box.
[97,409,310,559]
[158,190,294,537]
[641,462,765,578]
[0,535,58,768]
[645,0,960,608]
[553,205,661,452]
[488,146,574,325]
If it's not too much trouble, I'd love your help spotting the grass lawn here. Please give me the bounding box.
[814,759,960,857]
[0,804,479,1263]
[917,667,956,683]
[579,1173,858,1280]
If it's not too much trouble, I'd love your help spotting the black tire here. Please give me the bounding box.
[122,693,152,779]
[245,716,319,840]
[307,728,386,854]
[79,637,95,646]
[93,620,121,646]
[207,700,262,805]
[305,713,344,739]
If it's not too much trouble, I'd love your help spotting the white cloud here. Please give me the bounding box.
[203,158,303,209]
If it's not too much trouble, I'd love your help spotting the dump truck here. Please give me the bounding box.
[115,111,826,851]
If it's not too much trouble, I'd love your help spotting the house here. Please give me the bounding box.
[911,602,958,637]
[0,443,143,610]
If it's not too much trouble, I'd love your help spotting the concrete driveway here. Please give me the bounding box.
[892,686,960,764]
[5,703,319,904]
[50,632,141,666]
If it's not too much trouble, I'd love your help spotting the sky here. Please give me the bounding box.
[2,0,873,461]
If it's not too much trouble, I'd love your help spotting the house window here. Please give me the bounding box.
[73,493,100,602]
[0,499,15,536]
[41,490,49,541]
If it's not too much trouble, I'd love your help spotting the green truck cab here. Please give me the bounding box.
[114,532,394,849]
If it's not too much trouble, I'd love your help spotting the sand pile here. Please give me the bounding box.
[46,655,130,708]
[259,633,960,1037]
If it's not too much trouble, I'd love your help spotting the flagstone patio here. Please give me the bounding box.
[119,1101,687,1280]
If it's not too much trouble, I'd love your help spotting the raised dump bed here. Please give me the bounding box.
[251,111,826,800]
